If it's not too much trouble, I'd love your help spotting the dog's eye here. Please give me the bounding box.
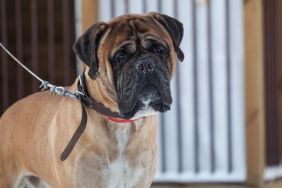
[145,39,167,57]
[115,52,127,63]
[154,48,163,55]
[153,45,166,56]
[117,55,126,62]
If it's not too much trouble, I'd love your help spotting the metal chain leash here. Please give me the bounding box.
[0,42,83,99]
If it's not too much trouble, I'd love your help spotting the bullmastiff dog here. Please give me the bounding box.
[0,12,184,188]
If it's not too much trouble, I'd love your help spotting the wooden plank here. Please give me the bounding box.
[244,0,265,187]
[195,0,212,173]
[263,0,280,166]
[177,0,195,174]
[276,0,282,161]
[228,0,245,177]
[81,0,97,31]
[62,0,71,84]
[31,0,39,91]
[15,0,24,98]
[1,0,9,111]
[210,0,229,174]
[47,0,56,83]
[79,0,98,72]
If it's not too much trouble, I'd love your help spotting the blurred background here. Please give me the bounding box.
[0,0,281,187]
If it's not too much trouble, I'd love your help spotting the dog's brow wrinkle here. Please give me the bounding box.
[111,41,135,56]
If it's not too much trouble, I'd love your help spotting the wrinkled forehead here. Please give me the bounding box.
[104,15,172,52]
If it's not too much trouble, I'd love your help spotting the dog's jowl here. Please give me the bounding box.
[0,13,184,188]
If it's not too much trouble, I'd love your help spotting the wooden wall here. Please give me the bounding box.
[244,0,265,187]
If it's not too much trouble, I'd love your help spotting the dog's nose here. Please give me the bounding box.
[136,59,155,73]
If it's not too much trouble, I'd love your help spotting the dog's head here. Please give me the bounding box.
[74,13,184,119]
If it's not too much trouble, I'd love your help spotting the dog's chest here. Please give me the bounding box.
[75,126,153,188]
[104,128,143,188]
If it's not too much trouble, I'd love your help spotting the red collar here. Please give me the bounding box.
[106,116,144,123]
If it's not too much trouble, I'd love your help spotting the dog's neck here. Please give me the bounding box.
[86,73,119,112]
[70,71,119,115]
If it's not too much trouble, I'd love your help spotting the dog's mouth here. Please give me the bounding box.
[138,84,171,112]
[118,83,172,119]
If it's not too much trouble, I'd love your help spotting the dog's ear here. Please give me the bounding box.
[149,12,184,62]
[73,22,108,79]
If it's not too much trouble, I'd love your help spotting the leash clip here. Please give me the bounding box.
[49,85,68,97]
[74,91,84,98]
[39,81,50,91]
[53,86,66,96]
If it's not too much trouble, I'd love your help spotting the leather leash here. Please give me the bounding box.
[60,99,87,161]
